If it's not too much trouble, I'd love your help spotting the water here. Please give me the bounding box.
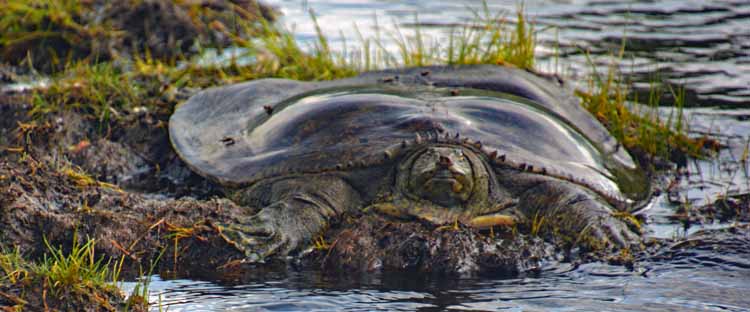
[123,238,750,311]
[123,1,750,310]
[269,0,750,106]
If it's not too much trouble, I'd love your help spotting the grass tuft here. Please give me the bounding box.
[30,62,143,122]
[0,233,153,311]
[37,234,120,296]
[453,3,535,69]
[577,52,708,161]
[348,4,536,71]
[251,11,359,81]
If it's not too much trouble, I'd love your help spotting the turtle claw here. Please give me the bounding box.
[219,210,292,262]
[580,215,641,252]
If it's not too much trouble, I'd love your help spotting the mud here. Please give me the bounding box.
[0,274,128,312]
[0,91,253,309]
[1,0,275,72]
[307,213,552,277]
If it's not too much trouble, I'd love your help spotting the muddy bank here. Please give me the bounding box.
[0,92,251,309]
[0,24,743,311]
[1,0,275,72]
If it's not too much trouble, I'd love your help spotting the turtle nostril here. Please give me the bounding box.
[438,156,453,168]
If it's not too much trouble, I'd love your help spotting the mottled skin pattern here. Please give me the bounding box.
[170,65,648,262]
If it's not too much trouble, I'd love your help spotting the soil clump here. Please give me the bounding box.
[1,0,275,72]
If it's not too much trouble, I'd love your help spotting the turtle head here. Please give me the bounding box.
[407,146,478,207]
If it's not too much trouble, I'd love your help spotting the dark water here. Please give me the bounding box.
[124,1,750,310]
[124,231,750,311]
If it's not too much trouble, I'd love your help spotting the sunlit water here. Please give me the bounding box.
[123,1,750,310]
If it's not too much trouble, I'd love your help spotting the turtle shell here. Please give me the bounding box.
[169,65,647,204]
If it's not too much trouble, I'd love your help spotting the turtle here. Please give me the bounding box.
[169,65,650,262]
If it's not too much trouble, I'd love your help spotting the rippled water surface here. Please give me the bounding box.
[124,235,750,311]
[124,1,750,310]
[270,0,750,106]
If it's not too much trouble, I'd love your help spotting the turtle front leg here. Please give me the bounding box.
[517,178,641,252]
[220,175,361,262]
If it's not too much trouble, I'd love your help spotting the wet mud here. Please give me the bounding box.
[0,92,245,309]
[304,212,548,276]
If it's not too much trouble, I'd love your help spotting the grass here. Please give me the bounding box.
[29,62,145,126]
[0,0,273,72]
[0,0,117,70]
[530,212,546,237]
[0,247,27,285]
[37,234,121,297]
[165,223,199,273]
[124,247,166,311]
[296,3,537,73]
[0,233,151,311]
[577,50,709,161]
[448,3,535,69]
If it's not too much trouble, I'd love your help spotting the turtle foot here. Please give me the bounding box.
[218,205,300,263]
[577,214,642,252]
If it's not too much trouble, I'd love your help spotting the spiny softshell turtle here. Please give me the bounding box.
[169,65,649,261]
